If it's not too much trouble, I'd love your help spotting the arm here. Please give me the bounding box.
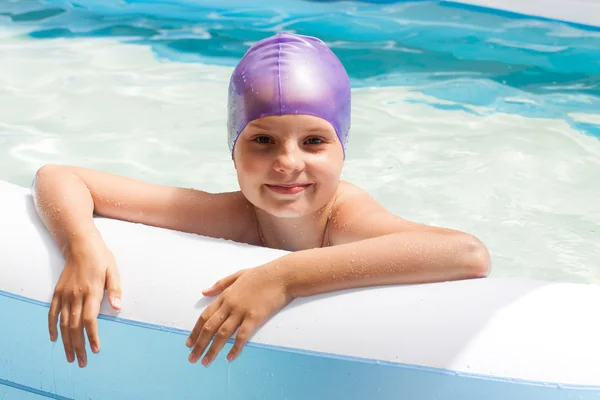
[31,164,248,368]
[33,164,246,248]
[282,186,490,296]
[281,229,489,299]
[185,186,490,366]
[32,164,106,260]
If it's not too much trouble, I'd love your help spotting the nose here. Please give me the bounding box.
[273,142,305,174]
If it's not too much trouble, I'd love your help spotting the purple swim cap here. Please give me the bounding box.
[227,32,351,157]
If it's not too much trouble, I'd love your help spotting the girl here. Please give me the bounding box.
[32,32,491,369]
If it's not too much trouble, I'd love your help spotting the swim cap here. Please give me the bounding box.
[227,32,351,158]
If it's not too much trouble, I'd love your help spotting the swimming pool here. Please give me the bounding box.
[1,0,599,285]
[1,1,600,399]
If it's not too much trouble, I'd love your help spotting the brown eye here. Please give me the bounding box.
[254,136,273,144]
[305,137,324,145]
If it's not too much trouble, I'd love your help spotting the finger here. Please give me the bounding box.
[70,297,87,368]
[83,294,102,354]
[227,319,259,362]
[202,313,243,366]
[59,302,74,363]
[106,265,122,310]
[189,307,231,364]
[186,297,222,348]
[202,270,245,297]
[48,294,61,342]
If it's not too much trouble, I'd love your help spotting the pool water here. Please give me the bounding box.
[0,0,599,283]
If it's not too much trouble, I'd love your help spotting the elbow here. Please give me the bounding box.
[33,164,62,187]
[35,163,63,176]
[32,164,53,195]
[32,164,71,201]
[462,234,492,279]
[33,164,71,186]
[32,164,57,196]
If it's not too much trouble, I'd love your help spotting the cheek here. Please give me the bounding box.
[235,150,261,175]
[312,160,342,198]
[236,156,265,191]
[319,151,344,180]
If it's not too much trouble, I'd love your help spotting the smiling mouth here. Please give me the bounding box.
[265,183,312,195]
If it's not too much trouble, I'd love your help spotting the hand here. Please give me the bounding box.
[186,264,292,366]
[49,242,122,367]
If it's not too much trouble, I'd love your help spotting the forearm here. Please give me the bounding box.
[32,165,105,259]
[279,231,491,298]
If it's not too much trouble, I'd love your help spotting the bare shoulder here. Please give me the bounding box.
[331,180,387,217]
[183,189,259,245]
[328,181,461,245]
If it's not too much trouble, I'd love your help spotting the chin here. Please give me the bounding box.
[257,201,313,218]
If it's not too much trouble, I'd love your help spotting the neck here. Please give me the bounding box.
[254,196,337,252]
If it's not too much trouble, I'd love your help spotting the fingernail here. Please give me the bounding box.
[226,354,233,361]
[185,338,192,348]
[188,353,196,363]
[92,344,99,353]
[201,356,209,366]
[114,298,121,309]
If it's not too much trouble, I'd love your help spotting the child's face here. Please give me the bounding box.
[233,114,344,218]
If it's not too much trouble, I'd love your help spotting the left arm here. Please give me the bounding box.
[280,230,489,299]
[283,186,490,296]
[185,186,491,366]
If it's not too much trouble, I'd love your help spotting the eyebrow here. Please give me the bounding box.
[303,126,329,133]
[248,121,274,131]
[248,121,333,135]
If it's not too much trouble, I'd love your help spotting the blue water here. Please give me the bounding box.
[2,291,599,400]
[1,1,600,398]
[1,0,600,138]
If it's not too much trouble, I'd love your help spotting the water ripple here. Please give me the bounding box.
[1,0,599,137]
[0,0,599,283]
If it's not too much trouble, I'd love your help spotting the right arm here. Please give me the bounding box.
[32,164,249,368]
[33,164,248,248]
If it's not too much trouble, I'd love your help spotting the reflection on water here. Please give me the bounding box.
[0,0,599,283]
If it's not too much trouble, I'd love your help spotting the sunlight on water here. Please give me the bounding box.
[0,29,598,284]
